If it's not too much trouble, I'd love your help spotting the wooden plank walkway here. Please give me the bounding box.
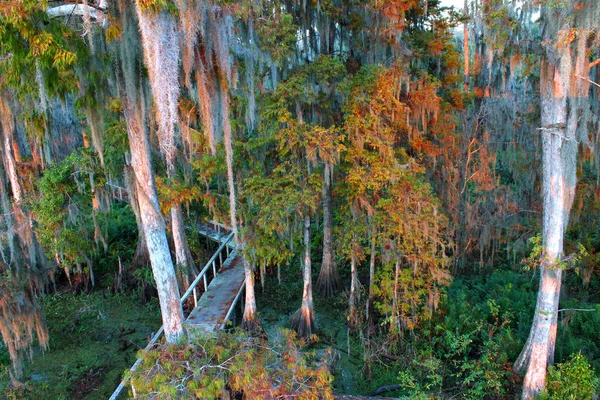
[186,250,245,332]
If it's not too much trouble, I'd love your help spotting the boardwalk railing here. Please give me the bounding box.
[109,231,235,400]
[182,231,235,310]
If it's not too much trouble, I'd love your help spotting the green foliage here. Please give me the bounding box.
[0,0,86,98]
[542,353,599,400]
[93,202,138,279]
[0,291,161,399]
[523,233,589,271]
[255,12,296,63]
[136,0,178,14]
[31,149,99,269]
[130,328,334,399]
[390,270,537,398]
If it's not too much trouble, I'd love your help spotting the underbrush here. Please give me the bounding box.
[257,262,600,399]
[3,260,600,399]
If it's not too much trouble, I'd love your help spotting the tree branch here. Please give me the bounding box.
[576,75,600,89]
[46,4,106,26]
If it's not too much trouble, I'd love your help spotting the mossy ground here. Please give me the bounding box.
[0,290,161,399]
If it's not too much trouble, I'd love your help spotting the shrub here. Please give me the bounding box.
[129,328,334,399]
[543,353,598,400]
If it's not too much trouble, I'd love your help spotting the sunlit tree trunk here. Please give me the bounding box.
[317,162,341,296]
[366,227,376,322]
[291,215,317,337]
[221,88,258,329]
[517,54,577,399]
[135,3,196,290]
[123,101,184,343]
[124,164,150,270]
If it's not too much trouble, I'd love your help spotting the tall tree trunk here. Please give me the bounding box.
[123,100,184,343]
[291,215,317,337]
[135,4,196,291]
[317,162,341,296]
[349,250,359,329]
[517,54,577,398]
[171,201,196,291]
[463,0,469,92]
[366,228,376,323]
[124,164,150,271]
[221,87,258,330]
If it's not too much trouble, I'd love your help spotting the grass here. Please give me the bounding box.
[0,290,161,400]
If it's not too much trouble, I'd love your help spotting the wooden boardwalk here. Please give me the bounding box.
[109,223,244,399]
[186,250,245,332]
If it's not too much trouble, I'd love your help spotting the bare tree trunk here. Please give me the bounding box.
[124,164,150,271]
[366,229,376,322]
[518,54,577,398]
[291,215,317,337]
[135,5,197,292]
[317,162,342,297]
[220,87,258,330]
[349,251,359,329]
[463,0,469,92]
[123,101,184,343]
[171,202,196,291]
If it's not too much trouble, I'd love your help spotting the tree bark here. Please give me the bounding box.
[317,162,342,297]
[366,229,376,322]
[123,101,184,343]
[292,215,317,337]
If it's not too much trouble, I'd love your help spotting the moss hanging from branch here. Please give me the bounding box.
[135,4,181,169]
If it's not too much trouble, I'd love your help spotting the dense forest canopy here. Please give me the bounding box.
[0,0,599,398]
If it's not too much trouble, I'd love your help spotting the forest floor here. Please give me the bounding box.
[2,259,599,399]
[0,289,162,400]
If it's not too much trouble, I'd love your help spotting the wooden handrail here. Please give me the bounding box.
[180,232,235,305]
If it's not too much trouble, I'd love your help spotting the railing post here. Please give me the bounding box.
[212,259,217,276]
[193,287,198,307]
[219,251,223,268]
[203,274,207,291]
